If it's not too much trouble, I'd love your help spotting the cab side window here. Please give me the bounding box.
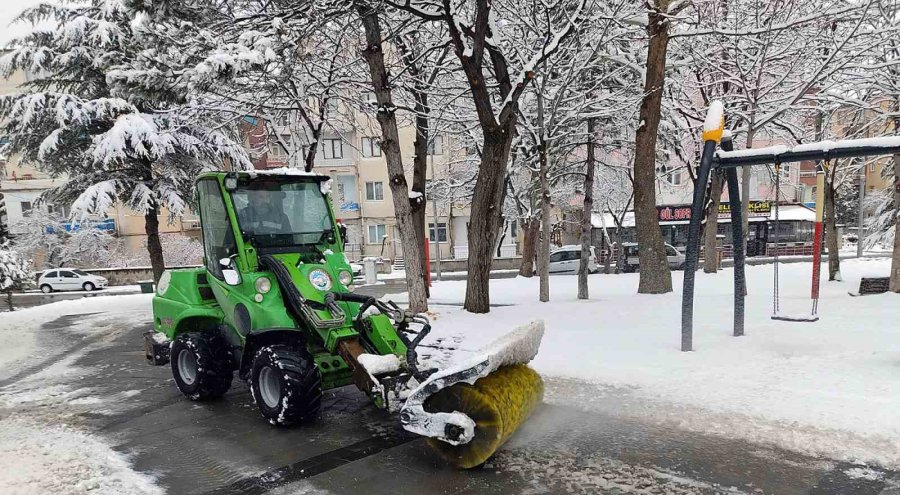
[666,246,678,257]
[60,271,77,278]
[198,179,237,279]
[46,271,58,278]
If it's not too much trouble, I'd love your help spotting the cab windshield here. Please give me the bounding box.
[231,178,333,249]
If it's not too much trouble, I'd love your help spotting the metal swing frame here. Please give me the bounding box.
[680,104,900,352]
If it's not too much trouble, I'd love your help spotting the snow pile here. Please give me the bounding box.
[394,258,900,467]
[357,353,401,375]
[0,418,163,495]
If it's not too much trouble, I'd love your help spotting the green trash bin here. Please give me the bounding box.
[138,280,155,294]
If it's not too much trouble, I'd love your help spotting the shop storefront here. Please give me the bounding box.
[593,202,817,259]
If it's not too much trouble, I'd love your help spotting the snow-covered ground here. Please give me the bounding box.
[397,257,900,468]
[0,294,160,494]
[0,294,152,381]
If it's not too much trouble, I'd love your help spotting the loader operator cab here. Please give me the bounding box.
[230,177,335,250]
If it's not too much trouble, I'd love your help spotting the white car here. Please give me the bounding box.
[548,245,599,274]
[38,269,109,293]
[621,242,686,272]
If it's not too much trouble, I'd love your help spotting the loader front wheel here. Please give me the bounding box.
[250,345,322,426]
[170,332,233,400]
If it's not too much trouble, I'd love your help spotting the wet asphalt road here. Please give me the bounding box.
[3,312,898,494]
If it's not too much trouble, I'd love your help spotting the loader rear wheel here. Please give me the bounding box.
[170,332,234,400]
[250,345,322,426]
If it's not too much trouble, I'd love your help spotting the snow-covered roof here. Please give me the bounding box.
[591,204,815,229]
[592,211,636,229]
[768,204,815,222]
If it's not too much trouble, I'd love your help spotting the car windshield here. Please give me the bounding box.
[73,270,89,276]
[231,178,333,249]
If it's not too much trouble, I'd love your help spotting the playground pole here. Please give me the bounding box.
[682,101,725,352]
[811,165,826,300]
[857,171,866,258]
[721,134,745,337]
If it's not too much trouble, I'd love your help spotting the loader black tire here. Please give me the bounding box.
[171,332,234,400]
[250,345,322,426]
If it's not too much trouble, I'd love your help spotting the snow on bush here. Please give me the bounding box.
[0,241,31,291]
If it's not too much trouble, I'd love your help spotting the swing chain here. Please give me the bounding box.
[772,161,781,316]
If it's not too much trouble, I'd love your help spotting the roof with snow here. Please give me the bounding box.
[592,204,815,229]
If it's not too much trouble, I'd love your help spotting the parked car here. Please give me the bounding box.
[548,245,599,274]
[620,242,686,272]
[38,269,108,293]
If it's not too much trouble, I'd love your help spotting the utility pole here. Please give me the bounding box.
[857,170,866,258]
[430,154,442,281]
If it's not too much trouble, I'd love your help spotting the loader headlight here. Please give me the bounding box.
[338,270,353,287]
[157,271,171,296]
[308,269,332,291]
[255,276,272,294]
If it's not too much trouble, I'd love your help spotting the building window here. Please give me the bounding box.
[429,222,448,242]
[361,137,381,158]
[20,201,33,216]
[367,224,386,244]
[870,163,876,172]
[510,220,518,238]
[658,164,681,185]
[323,138,343,159]
[365,181,384,201]
[427,135,443,155]
[268,138,288,158]
[326,99,340,113]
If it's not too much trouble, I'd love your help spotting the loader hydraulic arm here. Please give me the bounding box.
[326,292,431,378]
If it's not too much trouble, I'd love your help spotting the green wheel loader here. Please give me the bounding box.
[147,169,545,468]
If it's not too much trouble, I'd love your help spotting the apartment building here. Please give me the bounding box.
[244,109,519,262]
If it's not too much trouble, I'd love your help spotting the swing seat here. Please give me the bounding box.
[771,313,819,323]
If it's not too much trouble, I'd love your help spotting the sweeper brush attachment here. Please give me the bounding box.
[399,321,545,468]
[424,364,543,468]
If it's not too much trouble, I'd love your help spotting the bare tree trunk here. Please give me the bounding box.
[398,34,432,297]
[578,118,596,299]
[704,170,725,273]
[356,3,427,311]
[890,153,900,292]
[824,171,842,281]
[535,83,552,303]
[740,126,757,241]
[633,3,672,294]
[145,205,165,284]
[538,125,551,303]
[464,128,515,312]
[410,97,429,297]
[519,217,539,277]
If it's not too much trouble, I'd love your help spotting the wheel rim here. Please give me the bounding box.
[85,283,94,291]
[258,366,282,409]
[41,286,51,293]
[177,349,198,385]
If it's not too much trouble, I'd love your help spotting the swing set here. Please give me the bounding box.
[680,101,900,352]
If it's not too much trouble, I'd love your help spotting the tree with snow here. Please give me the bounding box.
[0,241,31,311]
[0,1,250,283]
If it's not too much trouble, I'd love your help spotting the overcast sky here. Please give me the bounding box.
[1,0,54,48]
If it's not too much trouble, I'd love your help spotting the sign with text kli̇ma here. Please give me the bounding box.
[718,201,771,218]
